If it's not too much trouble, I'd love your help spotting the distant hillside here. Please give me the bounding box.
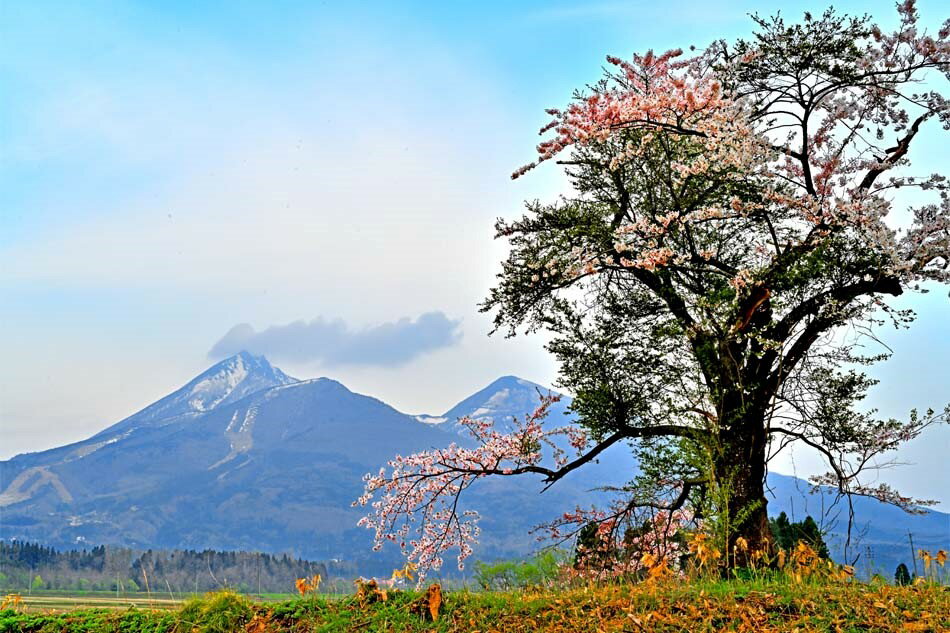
[766,472,948,575]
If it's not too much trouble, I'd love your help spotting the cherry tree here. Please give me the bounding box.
[359,2,949,575]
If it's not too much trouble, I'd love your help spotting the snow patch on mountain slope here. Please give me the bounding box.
[188,355,250,412]
[225,410,240,433]
[210,406,259,470]
[68,430,136,461]
[467,389,518,422]
[415,415,448,425]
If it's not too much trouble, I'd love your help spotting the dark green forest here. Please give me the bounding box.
[0,540,347,594]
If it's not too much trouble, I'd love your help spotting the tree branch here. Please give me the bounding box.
[857,112,931,191]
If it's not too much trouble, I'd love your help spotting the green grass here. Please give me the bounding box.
[1,578,947,632]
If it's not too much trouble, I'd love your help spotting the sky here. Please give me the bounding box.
[1,1,948,505]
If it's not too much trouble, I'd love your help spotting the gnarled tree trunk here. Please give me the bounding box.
[715,398,773,562]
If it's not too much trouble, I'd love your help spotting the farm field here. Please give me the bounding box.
[2,1,950,632]
[16,593,183,613]
[4,590,306,613]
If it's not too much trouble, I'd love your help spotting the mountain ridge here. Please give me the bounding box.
[1,353,945,575]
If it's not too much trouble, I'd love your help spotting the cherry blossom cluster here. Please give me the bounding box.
[899,198,950,283]
[513,3,950,300]
[509,52,777,293]
[513,48,740,179]
[766,2,949,274]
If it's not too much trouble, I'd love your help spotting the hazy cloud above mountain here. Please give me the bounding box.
[209,312,462,367]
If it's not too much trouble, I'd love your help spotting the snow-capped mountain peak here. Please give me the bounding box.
[188,354,252,412]
[185,351,295,412]
[90,351,298,440]
[436,375,572,434]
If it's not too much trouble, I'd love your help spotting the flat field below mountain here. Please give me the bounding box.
[2,579,947,632]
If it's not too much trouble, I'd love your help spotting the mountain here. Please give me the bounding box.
[92,351,298,437]
[1,355,945,577]
[0,355,602,572]
[766,473,948,574]
[438,375,574,430]
[1,352,297,476]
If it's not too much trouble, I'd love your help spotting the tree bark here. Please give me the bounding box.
[715,398,773,563]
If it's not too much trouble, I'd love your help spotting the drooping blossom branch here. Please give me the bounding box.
[770,405,948,513]
[355,395,580,579]
[355,392,712,579]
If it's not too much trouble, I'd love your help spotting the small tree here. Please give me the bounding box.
[358,2,950,578]
[894,562,912,585]
[771,512,792,547]
[769,512,831,558]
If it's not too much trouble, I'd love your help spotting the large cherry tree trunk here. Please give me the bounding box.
[715,394,773,561]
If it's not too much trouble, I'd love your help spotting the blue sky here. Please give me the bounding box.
[1,1,948,505]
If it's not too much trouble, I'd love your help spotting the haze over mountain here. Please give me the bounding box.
[0,353,945,575]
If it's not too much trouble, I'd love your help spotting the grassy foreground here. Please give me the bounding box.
[2,579,948,632]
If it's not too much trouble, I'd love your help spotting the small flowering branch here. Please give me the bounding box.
[354,395,566,579]
[767,402,946,561]
[512,48,737,179]
[540,476,702,546]
[770,405,948,513]
[355,394,709,580]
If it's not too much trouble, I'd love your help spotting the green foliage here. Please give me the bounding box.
[473,551,566,590]
[769,512,830,558]
[894,563,911,586]
[0,608,175,633]
[175,590,253,633]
